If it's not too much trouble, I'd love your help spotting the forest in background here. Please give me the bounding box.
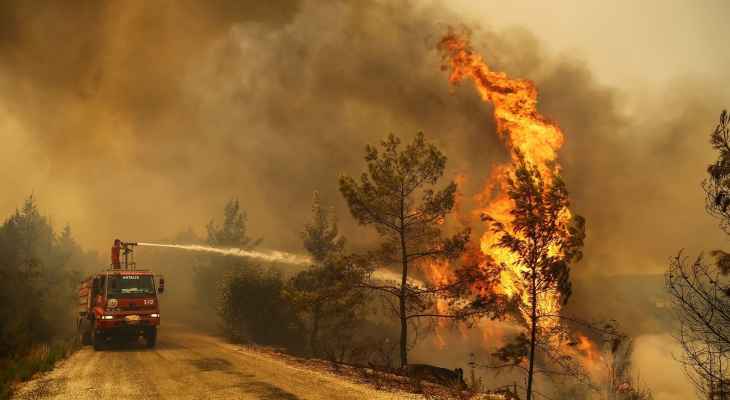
[0,197,98,398]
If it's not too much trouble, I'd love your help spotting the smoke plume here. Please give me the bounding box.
[1,1,725,275]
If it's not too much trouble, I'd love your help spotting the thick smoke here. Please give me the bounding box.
[1,0,725,268]
[1,1,728,396]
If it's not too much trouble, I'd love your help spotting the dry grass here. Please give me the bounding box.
[0,338,78,400]
[244,345,511,399]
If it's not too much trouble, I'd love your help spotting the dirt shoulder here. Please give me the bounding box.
[11,324,419,400]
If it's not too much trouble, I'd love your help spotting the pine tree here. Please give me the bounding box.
[484,156,585,400]
[339,132,469,366]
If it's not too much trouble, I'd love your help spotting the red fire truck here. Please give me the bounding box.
[77,240,165,350]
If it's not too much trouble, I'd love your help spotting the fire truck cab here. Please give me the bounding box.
[77,241,165,350]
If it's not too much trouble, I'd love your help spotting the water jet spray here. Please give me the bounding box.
[135,242,414,284]
[136,242,312,265]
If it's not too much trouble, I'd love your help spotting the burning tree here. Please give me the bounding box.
[435,30,610,399]
[339,132,471,367]
[483,156,586,400]
[667,110,730,398]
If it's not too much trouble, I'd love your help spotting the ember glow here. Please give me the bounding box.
[576,334,600,367]
[422,260,452,349]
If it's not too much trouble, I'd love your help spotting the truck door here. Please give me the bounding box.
[92,276,106,306]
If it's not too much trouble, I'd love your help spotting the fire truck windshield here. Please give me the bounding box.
[107,275,155,297]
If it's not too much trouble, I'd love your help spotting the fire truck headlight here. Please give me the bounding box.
[101,315,113,320]
[150,313,160,318]
[107,298,118,308]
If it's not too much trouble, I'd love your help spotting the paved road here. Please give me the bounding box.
[12,325,412,400]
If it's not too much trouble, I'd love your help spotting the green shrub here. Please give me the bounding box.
[218,265,305,352]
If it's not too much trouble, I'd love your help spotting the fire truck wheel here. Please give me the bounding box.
[92,330,104,351]
[77,319,91,345]
[79,327,91,346]
[145,327,157,348]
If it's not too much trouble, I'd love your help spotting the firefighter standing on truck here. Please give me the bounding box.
[111,239,121,269]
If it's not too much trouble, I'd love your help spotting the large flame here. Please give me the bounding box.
[421,260,452,349]
[438,33,564,177]
[436,31,572,324]
[416,30,610,387]
[424,30,609,382]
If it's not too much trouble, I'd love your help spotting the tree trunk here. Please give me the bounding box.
[310,303,321,357]
[399,230,409,367]
[526,274,538,400]
[399,191,409,368]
